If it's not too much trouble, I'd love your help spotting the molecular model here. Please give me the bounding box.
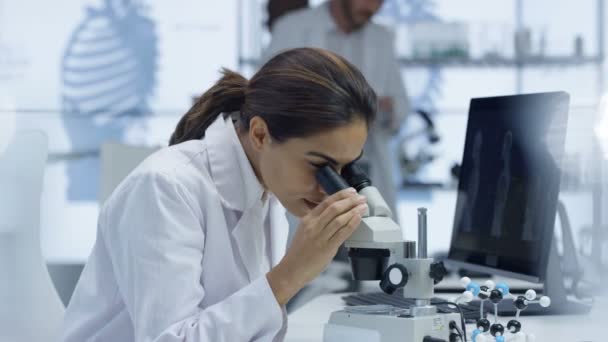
[456,277,551,342]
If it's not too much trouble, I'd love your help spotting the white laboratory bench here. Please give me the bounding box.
[285,292,606,341]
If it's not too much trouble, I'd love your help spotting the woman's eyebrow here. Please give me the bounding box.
[306,151,338,166]
[352,151,364,162]
[306,150,364,166]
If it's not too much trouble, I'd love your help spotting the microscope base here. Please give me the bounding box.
[323,310,461,342]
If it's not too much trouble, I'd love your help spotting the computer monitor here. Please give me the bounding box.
[447,92,591,315]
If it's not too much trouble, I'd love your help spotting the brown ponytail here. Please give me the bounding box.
[170,48,377,146]
[169,68,248,145]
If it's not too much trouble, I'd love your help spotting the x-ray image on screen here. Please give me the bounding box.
[490,131,513,238]
[459,131,483,233]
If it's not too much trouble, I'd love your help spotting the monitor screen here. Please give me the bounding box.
[448,92,569,282]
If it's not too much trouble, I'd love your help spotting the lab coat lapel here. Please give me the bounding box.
[205,114,269,282]
[233,195,289,282]
[231,205,265,282]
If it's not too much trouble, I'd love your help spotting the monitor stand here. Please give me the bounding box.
[471,201,593,316]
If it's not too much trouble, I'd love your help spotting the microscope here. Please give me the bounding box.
[316,163,463,342]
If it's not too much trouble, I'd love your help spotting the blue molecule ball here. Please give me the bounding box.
[467,282,481,296]
[496,282,510,296]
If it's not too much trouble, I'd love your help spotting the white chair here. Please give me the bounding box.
[0,131,64,342]
[99,142,158,204]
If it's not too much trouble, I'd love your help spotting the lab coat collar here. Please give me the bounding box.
[205,113,265,212]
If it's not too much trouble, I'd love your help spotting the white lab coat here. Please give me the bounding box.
[262,2,409,216]
[62,114,289,342]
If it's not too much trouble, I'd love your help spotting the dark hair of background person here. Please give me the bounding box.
[169,47,377,146]
[266,0,309,31]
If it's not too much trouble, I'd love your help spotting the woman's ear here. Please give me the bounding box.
[248,116,272,151]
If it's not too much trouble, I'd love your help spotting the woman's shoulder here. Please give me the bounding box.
[106,140,216,209]
[98,141,214,249]
[139,140,210,179]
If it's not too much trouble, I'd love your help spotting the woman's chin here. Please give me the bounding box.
[286,199,316,217]
[279,197,320,218]
[304,198,322,211]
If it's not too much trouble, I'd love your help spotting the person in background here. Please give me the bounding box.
[263,0,409,222]
[266,0,309,32]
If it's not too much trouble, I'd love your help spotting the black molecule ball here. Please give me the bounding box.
[514,296,528,310]
[477,318,491,332]
[490,289,503,304]
[507,320,522,333]
[479,285,490,300]
[490,323,505,337]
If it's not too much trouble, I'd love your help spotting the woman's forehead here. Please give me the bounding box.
[287,122,367,162]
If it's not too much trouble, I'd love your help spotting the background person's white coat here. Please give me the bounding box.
[63,114,289,342]
[262,2,409,217]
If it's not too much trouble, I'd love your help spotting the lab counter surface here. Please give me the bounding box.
[284,292,606,341]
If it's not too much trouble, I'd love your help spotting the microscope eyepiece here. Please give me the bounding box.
[341,163,371,191]
[315,165,350,195]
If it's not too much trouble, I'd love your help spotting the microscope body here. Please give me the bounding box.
[317,165,461,342]
[324,237,460,342]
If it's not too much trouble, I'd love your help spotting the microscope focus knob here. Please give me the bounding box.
[429,261,448,284]
[380,264,408,294]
